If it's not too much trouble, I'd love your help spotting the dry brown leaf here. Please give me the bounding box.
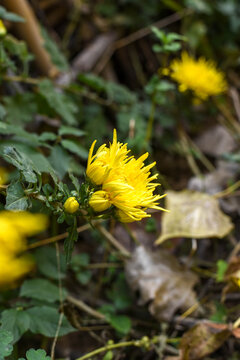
[204,321,240,339]
[125,246,198,321]
[194,125,236,157]
[156,190,234,245]
[222,256,240,298]
[180,322,231,360]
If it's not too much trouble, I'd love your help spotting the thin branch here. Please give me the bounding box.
[27,223,91,250]
[95,9,193,74]
[95,224,131,258]
[67,295,105,320]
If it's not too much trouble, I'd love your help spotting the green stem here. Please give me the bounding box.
[75,336,180,360]
[145,100,156,147]
[75,340,144,360]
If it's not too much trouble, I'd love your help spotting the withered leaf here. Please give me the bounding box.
[156,190,233,244]
[222,256,240,299]
[180,322,231,360]
[125,246,198,321]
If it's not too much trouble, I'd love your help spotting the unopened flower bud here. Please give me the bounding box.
[64,197,79,214]
[89,190,111,212]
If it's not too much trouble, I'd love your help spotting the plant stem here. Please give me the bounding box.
[145,100,156,147]
[95,224,131,258]
[75,340,145,360]
[67,295,105,320]
[27,223,92,249]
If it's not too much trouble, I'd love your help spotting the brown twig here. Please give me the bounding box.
[3,0,59,77]
[230,87,240,123]
[95,9,193,74]
[67,295,105,320]
[95,224,131,258]
[27,223,92,250]
[57,32,118,86]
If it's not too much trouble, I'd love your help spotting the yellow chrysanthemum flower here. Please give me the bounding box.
[64,196,79,214]
[86,129,130,185]
[0,211,48,289]
[167,52,227,100]
[88,130,167,222]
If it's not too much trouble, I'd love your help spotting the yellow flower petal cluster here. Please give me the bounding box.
[0,211,48,288]
[87,130,166,222]
[167,52,227,101]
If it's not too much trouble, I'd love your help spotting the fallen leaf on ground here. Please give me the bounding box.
[180,321,235,360]
[222,256,240,299]
[194,125,236,157]
[156,190,234,244]
[125,246,198,321]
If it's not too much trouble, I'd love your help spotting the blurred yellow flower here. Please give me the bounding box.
[0,252,34,288]
[0,20,7,37]
[0,167,8,185]
[64,196,79,213]
[88,130,167,222]
[168,52,227,100]
[0,211,48,288]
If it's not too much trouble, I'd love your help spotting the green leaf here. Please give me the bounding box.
[3,146,38,183]
[34,247,66,280]
[41,27,68,72]
[25,348,51,360]
[0,122,41,146]
[163,42,182,52]
[3,35,34,69]
[151,27,165,41]
[76,271,92,285]
[167,32,187,42]
[20,278,67,303]
[107,274,132,311]
[59,126,85,137]
[0,330,13,359]
[0,104,6,120]
[48,145,71,179]
[38,132,57,142]
[0,142,58,184]
[6,181,28,210]
[185,0,212,14]
[69,173,80,192]
[216,260,228,282]
[210,302,227,323]
[78,73,106,93]
[38,79,78,125]
[0,6,25,22]
[61,139,88,159]
[27,306,75,337]
[106,82,136,105]
[103,351,113,360]
[71,253,90,268]
[0,308,30,343]
[105,314,131,335]
[4,93,37,125]
[152,44,164,53]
